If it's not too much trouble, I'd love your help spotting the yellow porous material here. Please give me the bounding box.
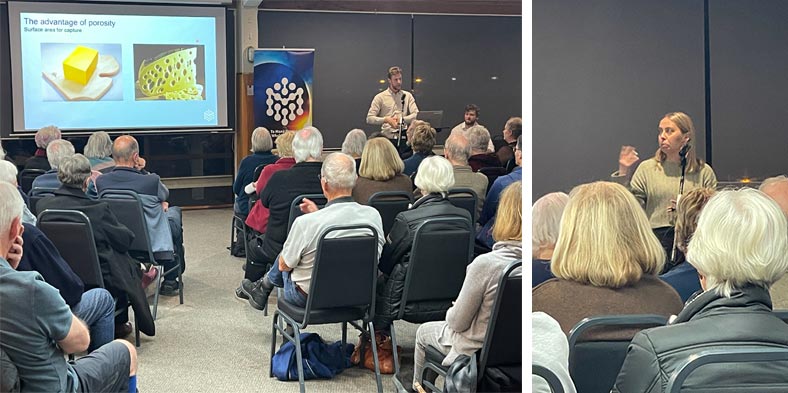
[137,47,203,100]
[62,46,99,85]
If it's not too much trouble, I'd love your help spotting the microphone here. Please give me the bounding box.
[679,142,691,158]
[401,93,406,114]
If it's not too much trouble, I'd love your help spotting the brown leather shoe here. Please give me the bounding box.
[350,334,368,365]
[114,322,133,338]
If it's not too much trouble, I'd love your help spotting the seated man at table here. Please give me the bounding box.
[244,153,385,309]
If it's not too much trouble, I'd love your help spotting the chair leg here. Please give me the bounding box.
[293,324,306,393]
[269,311,279,378]
[391,324,401,375]
[177,257,184,305]
[134,320,140,347]
[368,321,383,393]
[152,265,163,320]
[342,321,347,349]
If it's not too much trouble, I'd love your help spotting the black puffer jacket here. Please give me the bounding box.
[613,285,788,392]
[373,193,472,329]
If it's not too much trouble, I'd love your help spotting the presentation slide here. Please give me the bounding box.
[9,2,228,132]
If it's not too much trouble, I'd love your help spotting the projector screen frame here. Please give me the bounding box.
[7,0,230,133]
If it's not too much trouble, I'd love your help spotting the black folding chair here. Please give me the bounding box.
[230,163,268,256]
[27,188,56,216]
[389,217,474,377]
[447,188,479,224]
[773,309,788,323]
[37,209,141,346]
[367,191,413,236]
[666,348,788,393]
[568,315,668,393]
[286,193,327,235]
[478,167,507,193]
[407,260,523,393]
[269,224,383,393]
[533,364,565,393]
[98,189,183,319]
[18,169,46,194]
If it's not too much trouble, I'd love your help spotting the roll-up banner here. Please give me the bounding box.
[253,49,314,139]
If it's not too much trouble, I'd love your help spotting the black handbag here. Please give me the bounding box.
[444,354,477,393]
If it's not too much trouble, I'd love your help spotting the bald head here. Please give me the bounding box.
[112,135,139,167]
[760,176,788,217]
[444,134,471,165]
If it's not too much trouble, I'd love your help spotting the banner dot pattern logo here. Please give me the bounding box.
[265,77,305,126]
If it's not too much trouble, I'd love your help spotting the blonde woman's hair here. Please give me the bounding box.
[654,112,703,173]
[551,181,665,288]
[493,181,522,242]
[359,137,404,181]
[274,130,296,158]
[674,188,716,253]
[687,188,788,298]
[532,191,569,256]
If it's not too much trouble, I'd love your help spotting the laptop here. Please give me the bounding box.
[416,110,444,129]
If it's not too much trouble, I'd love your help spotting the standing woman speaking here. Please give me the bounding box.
[612,112,717,265]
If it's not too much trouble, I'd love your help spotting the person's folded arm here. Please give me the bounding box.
[611,332,661,393]
[57,315,90,354]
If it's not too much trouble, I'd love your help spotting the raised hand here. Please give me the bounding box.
[618,145,640,175]
[299,198,319,214]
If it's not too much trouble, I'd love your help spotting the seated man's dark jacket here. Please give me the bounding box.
[36,185,155,335]
[375,193,472,327]
[257,161,323,262]
[468,152,503,172]
[613,285,788,392]
[18,223,84,307]
[95,166,164,199]
[23,152,50,171]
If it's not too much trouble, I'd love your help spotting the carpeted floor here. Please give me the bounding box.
[130,208,418,392]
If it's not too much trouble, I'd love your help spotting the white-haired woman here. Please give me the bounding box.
[341,128,367,172]
[613,188,788,392]
[532,191,569,287]
[24,125,61,171]
[84,131,115,172]
[354,156,473,373]
[233,127,278,218]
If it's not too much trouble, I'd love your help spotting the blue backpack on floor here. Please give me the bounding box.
[272,332,354,381]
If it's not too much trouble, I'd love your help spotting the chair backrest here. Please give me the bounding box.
[367,191,413,235]
[447,188,478,223]
[18,169,46,194]
[479,261,523,372]
[304,224,380,323]
[286,193,327,234]
[774,310,788,323]
[28,186,56,197]
[478,167,507,192]
[36,209,104,289]
[98,189,156,263]
[666,348,788,393]
[247,163,269,208]
[532,364,564,393]
[568,314,668,393]
[28,193,55,216]
[399,216,474,319]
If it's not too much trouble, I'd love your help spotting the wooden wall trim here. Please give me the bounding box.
[236,73,254,170]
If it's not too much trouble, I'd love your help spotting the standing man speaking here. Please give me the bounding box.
[366,66,419,145]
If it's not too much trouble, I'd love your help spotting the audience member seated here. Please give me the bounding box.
[0,162,36,225]
[244,130,296,235]
[532,192,568,287]
[0,182,140,393]
[95,135,185,297]
[368,156,472,373]
[238,127,324,303]
[351,137,412,204]
[84,131,116,173]
[760,175,788,309]
[613,188,788,392]
[412,181,522,390]
[478,136,523,248]
[234,127,279,220]
[533,312,577,393]
[442,133,488,219]
[402,122,436,176]
[466,125,501,172]
[15,219,116,351]
[37,154,156,338]
[450,104,494,152]
[493,117,522,168]
[341,128,367,172]
[30,139,75,192]
[533,181,683,337]
[23,125,61,171]
[242,153,384,310]
[659,188,715,302]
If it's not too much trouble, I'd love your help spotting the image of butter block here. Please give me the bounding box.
[63,46,99,85]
